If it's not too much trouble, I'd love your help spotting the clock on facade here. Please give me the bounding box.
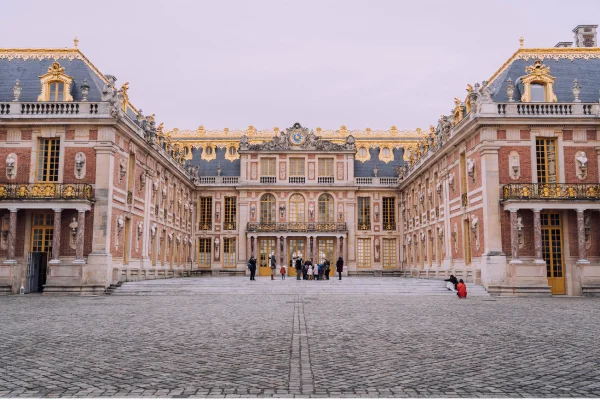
[289,129,305,145]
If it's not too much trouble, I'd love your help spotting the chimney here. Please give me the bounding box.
[554,41,573,48]
[573,24,598,47]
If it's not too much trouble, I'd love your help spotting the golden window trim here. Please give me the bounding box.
[37,62,73,102]
[356,146,371,163]
[378,146,394,164]
[199,144,217,162]
[520,61,557,102]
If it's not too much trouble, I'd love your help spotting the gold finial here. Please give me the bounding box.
[74,36,79,48]
[519,37,524,48]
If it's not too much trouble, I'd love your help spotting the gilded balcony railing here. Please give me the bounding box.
[0,183,93,201]
[224,222,237,230]
[247,222,347,233]
[198,222,212,231]
[502,183,600,201]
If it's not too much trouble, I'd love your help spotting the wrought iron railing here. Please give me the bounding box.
[224,222,237,230]
[247,222,347,233]
[198,222,212,231]
[0,183,93,201]
[502,183,600,201]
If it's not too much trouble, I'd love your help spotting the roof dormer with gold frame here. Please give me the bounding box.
[520,60,557,102]
[37,61,73,102]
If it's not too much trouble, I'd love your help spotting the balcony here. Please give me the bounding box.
[289,177,305,184]
[496,103,597,116]
[197,176,240,185]
[318,177,334,184]
[247,222,347,233]
[502,183,600,201]
[260,176,276,184]
[223,222,237,230]
[0,101,107,118]
[198,222,212,231]
[354,177,399,186]
[0,183,93,201]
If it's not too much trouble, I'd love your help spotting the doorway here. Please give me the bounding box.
[318,238,335,276]
[542,212,565,295]
[259,238,276,276]
[28,213,53,293]
[288,239,305,277]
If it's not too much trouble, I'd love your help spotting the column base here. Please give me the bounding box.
[3,260,17,265]
[49,259,61,265]
[72,259,86,265]
[576,260,591,265]
[533,259,546,265]
[509,259,523,264]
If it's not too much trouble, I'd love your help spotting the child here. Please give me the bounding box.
[280,266,286,280]
[314,264,320,281]
[307,265,313,280]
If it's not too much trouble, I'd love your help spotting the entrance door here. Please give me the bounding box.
[259,238,276,276]
[542,212,565,295]
[29,213,53,293]
[288,239,305,277]
[318,238,335,276]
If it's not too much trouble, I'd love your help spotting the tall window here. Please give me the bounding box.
[289,194,305,223]
[536,138,558,184]
[48,82,65,102]
[224,197,236,230]
[357,238,371,268]
[199,197,212,229]
[223,238,236,267]
[260,158,276,176]
[318,193,334,223]
[382,197,396,231]
[289,158,305,176]
[197,238,211,267]
[318,158,334,177]
[260,193,276,223]
[31,213,54,252]
[358,197,371,230]
[382,239,396,268]
[37,139,60,182]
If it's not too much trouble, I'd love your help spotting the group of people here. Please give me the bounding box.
[247,253,344,281]
[444,274,467,298]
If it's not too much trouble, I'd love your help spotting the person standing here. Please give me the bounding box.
[324,259,330,280]
[314,263,320,281]
[336,257,344,281]
[307,264,313,280]
[295,256,303,280]
[280,265,286,280]
[270,252,277,281]
[457,279,467,299]
[248,256,257,281]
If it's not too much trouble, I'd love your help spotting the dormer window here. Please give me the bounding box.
[37,62,73,102]
[520,61,557,103]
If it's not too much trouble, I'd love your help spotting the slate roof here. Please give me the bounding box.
[488,50,600,103]
[187,148,241,177]
[354,148,405,177]
[0,55,105,102]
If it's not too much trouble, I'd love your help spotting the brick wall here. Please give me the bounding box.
[63,148,96,184]
[563,146,598,183]
[498,147,532,184]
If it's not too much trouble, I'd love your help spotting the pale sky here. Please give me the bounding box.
[3,0,600,131]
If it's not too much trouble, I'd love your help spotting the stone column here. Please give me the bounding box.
[4,209,17,264]
[577,209,588,262]
[74,209,86,264]
[533,209,544,263]
[50,209,62,264]
[510,210,521,263]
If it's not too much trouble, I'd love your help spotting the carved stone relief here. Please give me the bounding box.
[338,204,343,221]
[69,217,78,250]
[5,153,17,180]
[509,151,521,180]
[374,237,380,262]
[119,159,127,183]
[308,163,315,180]
[337,162,344,180]
[448,173,455,193]
[517,214,524,249]
[471,215,480,251]
[467,159,475,183]
[74,152,86,180]
[576,151,588,180]
[250,162,257,180]
[279,162,286,180]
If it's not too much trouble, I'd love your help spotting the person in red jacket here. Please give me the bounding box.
[456,279,467,299]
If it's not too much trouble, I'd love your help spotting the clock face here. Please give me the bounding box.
[290,130,304,145]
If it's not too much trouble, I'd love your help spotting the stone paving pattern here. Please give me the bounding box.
[0,277,599,398]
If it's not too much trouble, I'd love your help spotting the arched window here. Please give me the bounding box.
[289,194,305,223]
[260,193,276,223]
[37,62,73,102]
[318,193,334,223]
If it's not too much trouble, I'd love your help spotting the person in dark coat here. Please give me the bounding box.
[269,253,277,281]
[248,256,257,281]
[303,260,309,280]
[295,256,303,280]
[444,274,458,291]
[336,257,344,280]
[324,259,331,280]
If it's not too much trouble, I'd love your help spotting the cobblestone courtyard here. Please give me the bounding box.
[1,277,600,398]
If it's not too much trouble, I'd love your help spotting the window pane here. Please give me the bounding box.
[530,84,545,102]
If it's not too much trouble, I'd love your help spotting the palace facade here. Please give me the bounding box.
[1,24,600,296]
